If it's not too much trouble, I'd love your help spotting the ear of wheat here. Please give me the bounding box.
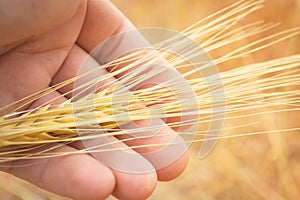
[0,0,299,167]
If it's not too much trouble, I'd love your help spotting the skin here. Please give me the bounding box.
[0,1,189,199]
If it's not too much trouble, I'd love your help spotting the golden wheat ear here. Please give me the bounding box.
[0,0,299,163]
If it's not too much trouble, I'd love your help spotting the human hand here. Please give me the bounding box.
[0,1,189,199]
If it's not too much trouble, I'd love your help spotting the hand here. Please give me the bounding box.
[0,1,189,199]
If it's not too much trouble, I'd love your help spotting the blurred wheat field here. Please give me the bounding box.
[1,0,300,199]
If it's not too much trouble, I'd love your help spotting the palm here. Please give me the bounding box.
[0,1,188,200]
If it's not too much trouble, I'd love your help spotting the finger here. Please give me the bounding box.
[117,122,190,181]
[28,90,67,110]
[71,136,157,200]
[0,145,115,200]
[76,0,125,52]
[51,44,116,98]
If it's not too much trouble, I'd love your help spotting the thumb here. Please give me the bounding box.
[0,0,82,47]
